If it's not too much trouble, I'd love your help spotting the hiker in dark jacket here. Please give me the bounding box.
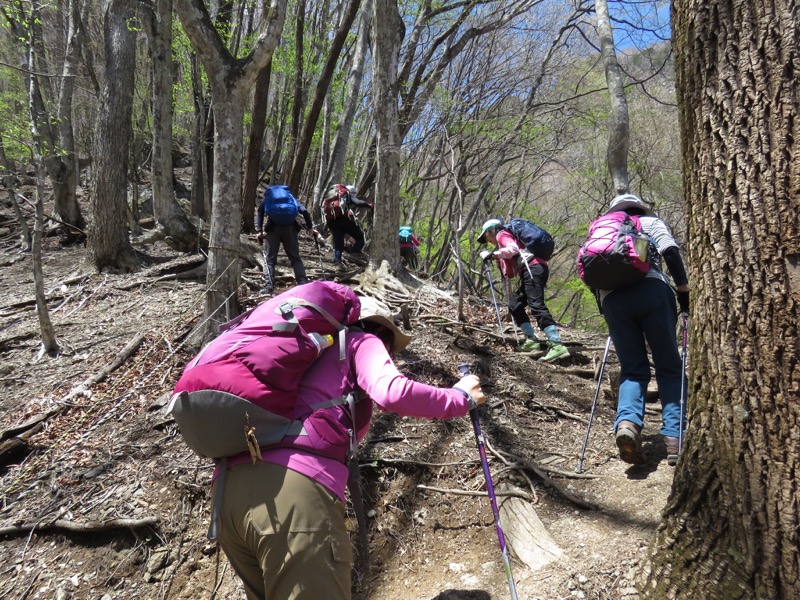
[214,295,485,600]
[478,218,570,362]
[256,187,319,296]
[323,184,373,267]
[596,194,689,467]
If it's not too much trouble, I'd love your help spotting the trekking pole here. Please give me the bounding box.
[576,335,612,474]
[483,260,512,348]
[457,363,519,600]
[313,233,326,280]
[678,313,689,453]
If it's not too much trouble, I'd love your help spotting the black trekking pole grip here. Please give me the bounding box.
[456,363,519,600]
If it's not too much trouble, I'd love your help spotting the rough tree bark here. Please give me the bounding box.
[642,1,800,598]
[87,0,139,272]
[369,0,405,272]
[175,0,286,329]
[145,0,198,252]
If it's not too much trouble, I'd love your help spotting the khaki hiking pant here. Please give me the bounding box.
[215,461,352,600]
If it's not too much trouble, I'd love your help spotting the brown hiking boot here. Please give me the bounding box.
[663,435,680,466]
[616,420,645,465]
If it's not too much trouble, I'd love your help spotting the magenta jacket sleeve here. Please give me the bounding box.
[351,334,470,419]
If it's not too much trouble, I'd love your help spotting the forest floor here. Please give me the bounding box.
[0,195,678,600]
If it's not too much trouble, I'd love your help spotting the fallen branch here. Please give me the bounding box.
[0,516,159,537]
[416,484,535,502]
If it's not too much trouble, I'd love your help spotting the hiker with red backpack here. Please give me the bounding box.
[477,218,570,362]
[256,184,320,296]
[169,283,485,600]
[577,193,689,466]
[322,184,373,268]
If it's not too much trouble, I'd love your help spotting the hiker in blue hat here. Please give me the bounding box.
[478,218,570,362]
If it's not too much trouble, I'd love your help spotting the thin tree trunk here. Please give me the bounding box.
[319,0,371,199]
[595,0,629,195]
[288,0,362,193]
[241,60,272,233]
[25,16,58,354]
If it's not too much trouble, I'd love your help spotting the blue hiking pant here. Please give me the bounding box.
[602,278,685,438]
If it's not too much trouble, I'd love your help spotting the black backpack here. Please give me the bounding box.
[505,218,555,260]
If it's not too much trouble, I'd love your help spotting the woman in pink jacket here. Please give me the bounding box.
[215,296,486,600]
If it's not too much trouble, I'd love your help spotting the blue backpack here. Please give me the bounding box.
[505,218,555,260]
[262,185,300,225]
[398,226,414,243]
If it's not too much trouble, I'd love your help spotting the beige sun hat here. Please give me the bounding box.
[606,193,656,217]
[357,295,413,352]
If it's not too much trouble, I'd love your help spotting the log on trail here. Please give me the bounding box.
[498,482,564,572]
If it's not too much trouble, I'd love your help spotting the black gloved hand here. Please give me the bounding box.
[677,290,689,315]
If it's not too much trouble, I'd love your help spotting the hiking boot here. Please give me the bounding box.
[258,287,273,297]
[616,420,645,465]
[663,435,680,466]
[539,343,570,362]
[516,338,543,352]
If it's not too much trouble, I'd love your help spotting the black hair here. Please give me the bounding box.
[359,320,396,355]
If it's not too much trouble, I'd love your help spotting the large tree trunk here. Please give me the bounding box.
[643,1,800,598]
[87,0,139,272]
[147,0,198,251]
[369,0,405,271]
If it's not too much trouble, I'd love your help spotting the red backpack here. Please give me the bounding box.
[322,184,350,222]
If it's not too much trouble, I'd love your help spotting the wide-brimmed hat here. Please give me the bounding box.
[357,296,413,352]
[477,218,504,244]
[606,194,655,217]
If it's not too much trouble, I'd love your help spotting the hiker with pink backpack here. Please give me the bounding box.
[577,193,690,467]
[169,282,485,600]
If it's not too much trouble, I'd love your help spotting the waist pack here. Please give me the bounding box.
[577,212,652,289]
[262,184,300,225]
[322,184,350,222]
[505,218,555,260]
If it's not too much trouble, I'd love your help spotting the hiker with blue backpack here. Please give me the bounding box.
[169,283,486,600]
[577,193,689,466]
[256,184,320,296]
[322,184,374,268]
[398,225,420,269]
[477,218,570,362]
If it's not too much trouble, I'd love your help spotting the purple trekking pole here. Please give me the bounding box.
[457,364,519,600]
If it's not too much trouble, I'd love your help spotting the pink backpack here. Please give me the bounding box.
[169,281,361,461]
[577,212,652,289]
